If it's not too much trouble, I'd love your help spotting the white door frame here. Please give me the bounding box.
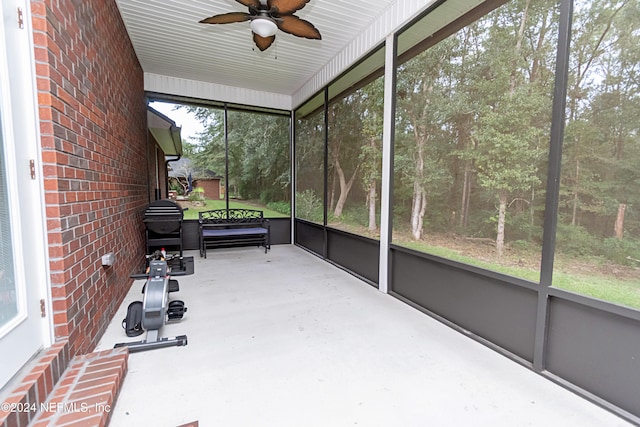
[0,0,53,389]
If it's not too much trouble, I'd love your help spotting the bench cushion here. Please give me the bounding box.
[202,227,268,237]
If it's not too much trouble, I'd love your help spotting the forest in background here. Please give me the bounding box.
[295,0,640,307]
[170,0,639,308]
[392,0,640,271]
[178,106,291,216]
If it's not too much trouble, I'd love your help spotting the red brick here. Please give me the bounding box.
[55,411,104,426]
[68,391,114,409]
[74,375,118,392]
[36,376,47,403]
[68,383,115,402]
[50,384,72,399]
[83,360,125,375]
[31,18,48,34]
[26,0,147,365]
[86,353,127,367]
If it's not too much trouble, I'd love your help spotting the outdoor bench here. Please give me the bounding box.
[198,208,270,258]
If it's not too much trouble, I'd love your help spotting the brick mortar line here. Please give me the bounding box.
[38,357,88,425]
[0,343,68,426]
[37,352,116,425]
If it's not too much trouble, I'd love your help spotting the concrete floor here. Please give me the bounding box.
[96,245,632,427]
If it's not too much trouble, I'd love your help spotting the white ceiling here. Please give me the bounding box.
[115,0,399,99]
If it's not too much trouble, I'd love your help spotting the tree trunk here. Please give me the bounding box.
[614,203,626,239]
[571,159,580,226]
[367,180,377,231]
[411,185,427,240]
[411,138,426,240]
[509,0,530,96]
[530,187,536,237]
[332,158,359,217]
[460,160,472,228]
[496,190,507,257]
[328,170,336,214]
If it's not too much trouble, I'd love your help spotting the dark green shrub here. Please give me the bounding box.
[555,223,599,256]
[295,189,323,222]
[600,237,640,266]
[266,201,291,216]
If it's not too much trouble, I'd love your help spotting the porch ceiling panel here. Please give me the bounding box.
[115,0,398,103]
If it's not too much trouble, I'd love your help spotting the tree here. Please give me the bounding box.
[473,91,546,256]
[178,105,292,205]
[327,95,362,218]
[562,0,640,243]
[180,105,226,177]
[465,0,553,256]
[395,38,457,240]
[295,108,325,221]
[227,111,290,201]
[358,77,384,231]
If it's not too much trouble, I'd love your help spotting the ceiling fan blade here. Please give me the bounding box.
[236,0,262,9]
[267,0,310,15]
[199,12,250,24]
[253,33,276,51]
[277,15,321,39]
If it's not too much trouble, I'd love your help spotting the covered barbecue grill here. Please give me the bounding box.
[143,199,184,256]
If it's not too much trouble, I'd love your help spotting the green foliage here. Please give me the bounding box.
[552,224,640,267]
[392,0,638,280]
[324,76,384,219]
[295,109,325,202]
[338,204,372,229]
[266,201,291,216]
[169,180,183,194]
[559,0,640,244]
[555,223,599,256]
[509,239,535,252]
[177,105,291,205]
[600,238,640,266]
[473,89,546,194]
[181,199,287,220]
[295,189,323,223]
[188,187,205,201]
[169,0,640,308]
[506,211,543,243]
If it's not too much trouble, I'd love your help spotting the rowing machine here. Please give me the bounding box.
[114,253,188,353]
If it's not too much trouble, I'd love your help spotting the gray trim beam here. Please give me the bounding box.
[534,0,574,373]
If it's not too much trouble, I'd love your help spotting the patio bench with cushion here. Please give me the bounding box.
[198,208,270,258]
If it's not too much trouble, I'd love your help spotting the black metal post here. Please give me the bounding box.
[224,104,229,212]
[323,88,329,259]
[533,0,574,372]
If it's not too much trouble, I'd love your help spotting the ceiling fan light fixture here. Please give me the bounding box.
[200,0,321,51]
[251,17,278,38]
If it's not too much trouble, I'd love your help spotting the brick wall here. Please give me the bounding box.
[194,179,222,200]
[32,0,148,356]
[147,137,158,200]
[148,139,168,200]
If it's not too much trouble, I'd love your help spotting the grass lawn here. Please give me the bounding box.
[181,199,289,220]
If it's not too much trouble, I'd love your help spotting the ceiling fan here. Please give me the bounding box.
[199,0,321,51]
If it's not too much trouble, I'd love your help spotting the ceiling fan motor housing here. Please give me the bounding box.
[200,0,321,51]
